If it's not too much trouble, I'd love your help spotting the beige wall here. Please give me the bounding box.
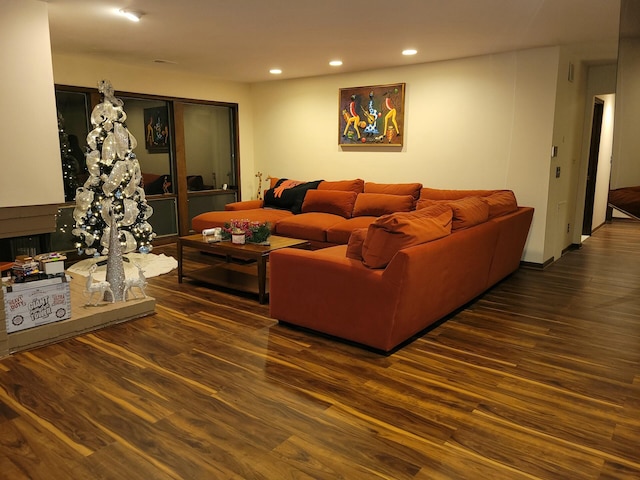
[0,0,62,208]
[251,48,562,264]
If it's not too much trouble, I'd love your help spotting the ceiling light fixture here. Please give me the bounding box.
[329,60,343,67]
[269,68,282,75]
[402,49,418,56]
[118,9,143,22]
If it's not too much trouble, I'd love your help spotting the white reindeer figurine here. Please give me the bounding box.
[84,264,114,306]
[123,262,147,300]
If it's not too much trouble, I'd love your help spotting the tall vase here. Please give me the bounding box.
[104,223,125,302]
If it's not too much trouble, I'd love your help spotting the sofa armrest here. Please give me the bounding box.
[225,199,264,211]
[486,206,534,285]
[269,247,401,349]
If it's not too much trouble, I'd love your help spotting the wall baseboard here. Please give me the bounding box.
[521,257,553,270]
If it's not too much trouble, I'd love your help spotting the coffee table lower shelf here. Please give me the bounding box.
[182,263,266,302]
[178,234,308,304]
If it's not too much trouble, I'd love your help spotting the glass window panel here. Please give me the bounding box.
[120,97,174,195]
[50,205,75,253]
[147,197,179,237]
[183,103,235,191]
[187,192,237,229]
[55,90,90,201]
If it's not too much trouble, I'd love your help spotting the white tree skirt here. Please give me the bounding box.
[67,253,177,282]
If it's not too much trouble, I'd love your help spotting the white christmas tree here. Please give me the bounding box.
[72,80,155,301]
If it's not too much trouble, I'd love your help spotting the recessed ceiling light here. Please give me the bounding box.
[329,60,343,67]
[269,68,282,75]
[118,9,143,22]
[402,49,418,56]
[118,8,143,22]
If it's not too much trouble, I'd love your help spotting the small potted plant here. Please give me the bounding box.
[223,219,270,245]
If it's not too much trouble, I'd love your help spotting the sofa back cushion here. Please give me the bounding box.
[419,187,497,201]
[419,188,518,220]
[417,196,489,230]
[352,193,414,217]
[361,203,453,268]
[365,182,422,200]
[301,189,358,218]
[480,190,518,218]
[318,179,365,193]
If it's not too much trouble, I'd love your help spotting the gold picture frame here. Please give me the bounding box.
[338,83,405,147]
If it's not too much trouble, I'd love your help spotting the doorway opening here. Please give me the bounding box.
[582,98,605,236]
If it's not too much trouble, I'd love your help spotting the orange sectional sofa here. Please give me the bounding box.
[191,178,534,352]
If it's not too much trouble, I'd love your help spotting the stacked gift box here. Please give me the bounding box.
[11,253,67,283]
[34,253,67,276]
[12,256,41,281]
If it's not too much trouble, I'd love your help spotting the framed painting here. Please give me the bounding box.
[339,83,405,147]
[143,106,170,153]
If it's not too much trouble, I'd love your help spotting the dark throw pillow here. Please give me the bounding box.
[264,178,323,214]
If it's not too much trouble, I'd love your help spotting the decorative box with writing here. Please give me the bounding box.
[2,276,72,333]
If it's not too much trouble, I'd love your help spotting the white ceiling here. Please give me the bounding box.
[44,0,621,83]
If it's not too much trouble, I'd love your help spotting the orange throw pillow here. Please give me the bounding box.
[353,193,415,217]
[301,189,358,218]
[362,203,453,269]
[346,228,367,260]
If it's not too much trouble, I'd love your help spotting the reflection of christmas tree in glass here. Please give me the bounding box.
[72,80,155,259]
[58,112,79,202]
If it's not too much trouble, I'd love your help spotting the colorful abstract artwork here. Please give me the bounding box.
[339,83,405,147]
[144,107,170,153]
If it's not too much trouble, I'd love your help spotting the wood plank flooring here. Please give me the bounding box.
[0,219,639,479]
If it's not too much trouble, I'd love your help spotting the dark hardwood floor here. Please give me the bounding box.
[1,220,639,479]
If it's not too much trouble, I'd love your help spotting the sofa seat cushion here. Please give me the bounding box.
[417,196,489,230]
[362,203,453,268]
[191,208,292,233]
[318,178,365,193]
[353,193,415,217]
[274,212,346,242]
[365,182,423,200]
[224,199,264,211]
[301,190,358,218]
[326,216,377,244]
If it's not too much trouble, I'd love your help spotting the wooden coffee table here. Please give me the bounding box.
[177,234,308,303]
